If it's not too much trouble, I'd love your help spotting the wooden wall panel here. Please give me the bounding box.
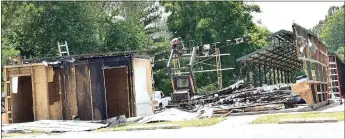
[33,66,50,120]
[48,68,62,120]
[90,63,106,120]
[145,59,153,101]
[69,66,78,119]
[132,58,154,116]
[75,64,92,120]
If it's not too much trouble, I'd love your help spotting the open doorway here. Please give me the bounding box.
[104,66,130,118]
[11,76,34,123]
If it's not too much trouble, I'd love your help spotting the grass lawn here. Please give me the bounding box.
[2,130,47,138]
[97,117,226,131]
[251,111,344,124]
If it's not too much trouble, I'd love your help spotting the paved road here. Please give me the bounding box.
[13,115,344,138]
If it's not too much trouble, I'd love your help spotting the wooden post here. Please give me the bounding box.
[253,64,257,87]
[268,68,272,85]
[264,65,267,85]
[246,65,250,83]
[273,67,276,85]
[277,69,280,83]
[258,64,262,87]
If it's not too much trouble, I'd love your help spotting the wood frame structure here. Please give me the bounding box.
[167,43,232,102]
[2,54,154,123]
[291,23,329,109]
[236,30,303,87]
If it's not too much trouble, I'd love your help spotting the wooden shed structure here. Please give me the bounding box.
[236,23,330,109]
[2,54,154,124]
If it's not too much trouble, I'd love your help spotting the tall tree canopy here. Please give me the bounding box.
[154,1,270,94]
[1,1,271,95]
[313,5,345,60]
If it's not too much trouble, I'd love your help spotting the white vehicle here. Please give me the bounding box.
[153,91,171,110]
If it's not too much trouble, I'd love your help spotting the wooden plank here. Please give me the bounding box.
[9,74,31,77]
[48,69,62,120]
[33,66,50,120]
[131,57,137,117]
[90,63,106,120]
[70,65,78,119]
[30,66,37,121]
[145,59,153,103]
[313,83,319,103]
[75,64,93,120]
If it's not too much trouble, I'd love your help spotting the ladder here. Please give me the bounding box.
[327,56,342,103]
[57,41,70,56]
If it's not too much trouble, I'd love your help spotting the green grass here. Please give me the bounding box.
[97,117,226,131]
[251,112,344,124]
[2,130,47,138]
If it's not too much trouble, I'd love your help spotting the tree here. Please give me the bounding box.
[155,1,271,94]
[313,5,345,61]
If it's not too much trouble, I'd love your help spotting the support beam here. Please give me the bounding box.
[253,64,257,87]
[258,64,262,86]
[277,69,280,83]
[273,67,276,84]
[269,68,272,85]
[264,65,267,85]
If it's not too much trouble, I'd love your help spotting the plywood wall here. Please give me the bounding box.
[33,65,50,120]
[75,64,93,120]
[90,63,106,120]
[48,67,62,120]
[69,66,78,119]
[132,58,154,117]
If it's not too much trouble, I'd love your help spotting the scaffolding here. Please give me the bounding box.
[167,42,232,102]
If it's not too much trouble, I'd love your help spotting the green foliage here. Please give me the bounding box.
[159,1,270,93]
[313,5,344,61]
[1,1,271,95]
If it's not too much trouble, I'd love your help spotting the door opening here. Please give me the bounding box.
[11,76,34,123]
[104,67,130,118]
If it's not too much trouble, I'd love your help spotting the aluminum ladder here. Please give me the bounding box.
[57,41,70,56]
[328,56,342,103]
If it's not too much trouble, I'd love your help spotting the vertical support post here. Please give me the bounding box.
[273,67,276,84]
[269,68,272,85]
[215,48,222,89]
[246,65,250,83]
[277,69,280,83]
[264,65,267,85]
[280,70,284,83]
[258,64,262,87]
[253,63,257,87]
[284,70,287,83]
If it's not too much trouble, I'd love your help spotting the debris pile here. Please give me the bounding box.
[170,81,297,115]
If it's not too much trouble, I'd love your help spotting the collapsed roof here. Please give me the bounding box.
[236,29,303,72]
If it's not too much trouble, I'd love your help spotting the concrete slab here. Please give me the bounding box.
[1,120,108,133]
[278,117,338,124]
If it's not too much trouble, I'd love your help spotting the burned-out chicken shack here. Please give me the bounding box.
[2,53,154,123]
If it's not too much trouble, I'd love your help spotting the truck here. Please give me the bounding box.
[153,91,171,110]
